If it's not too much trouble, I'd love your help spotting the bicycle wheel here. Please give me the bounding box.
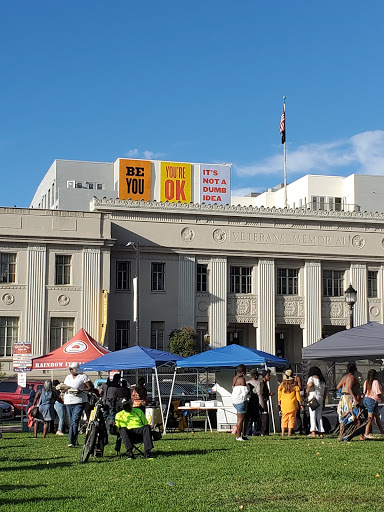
[80,422,97,463]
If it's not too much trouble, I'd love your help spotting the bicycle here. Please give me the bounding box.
[80,398,109,463]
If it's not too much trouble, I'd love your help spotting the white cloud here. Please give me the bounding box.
[234,130,384,178]
[125,148,139,157]
[124,148,166,159]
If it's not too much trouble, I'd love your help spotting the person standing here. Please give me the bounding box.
[278,370,301,437]
[63,363,92,447]
[231,364,249,441]
[260,370,273,436]
[306,366,327,437]
[26,383,36,414]
[246,369,261,436]
[33,380,61,438]
[363,369,384,439]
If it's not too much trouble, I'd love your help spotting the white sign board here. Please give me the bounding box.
[17,372,27,387]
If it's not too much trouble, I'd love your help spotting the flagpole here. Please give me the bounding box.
[283,97,287,208]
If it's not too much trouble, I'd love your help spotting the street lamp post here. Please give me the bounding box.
[345,284,357,329]
[126,241,140,346]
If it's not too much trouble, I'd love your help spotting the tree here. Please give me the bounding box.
[169,326,199,357]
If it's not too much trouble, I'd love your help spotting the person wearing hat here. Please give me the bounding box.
[63,362,92,447]
[278,369,302,437]
[114,398,154,459]
[260,369,273,436]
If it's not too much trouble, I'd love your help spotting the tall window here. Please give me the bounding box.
[328,197,342,211]
[115,320,130,350]
[230,266,252,294]
[116,261,131,290]
[55,255,71,285]
[277,268,299,295]
[0,317,19,356]
[196,322,208,352]
[51,183,55,205]
[151,321,164,350]
[151,263,165,291]
[323,270,344,297]
[50,318,74,350]
[197,264,208,292]
[368,271,378,298]
[312,196,325,210]
[0,253,16,283]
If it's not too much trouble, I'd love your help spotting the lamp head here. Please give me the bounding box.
[345,284,357,306]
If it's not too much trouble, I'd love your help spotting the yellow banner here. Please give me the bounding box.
[160,161,191,203]
[100,290,108,345]
[118,159,151,201]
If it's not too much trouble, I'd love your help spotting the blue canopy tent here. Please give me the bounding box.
[166,344,289,433]
[176,344,289,369]
[81,346,184,433]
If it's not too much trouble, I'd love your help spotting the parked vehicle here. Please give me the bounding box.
[0,401,15,421]
[0,380,44,414]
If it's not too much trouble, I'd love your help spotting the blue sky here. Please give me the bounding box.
[1,1,384,207]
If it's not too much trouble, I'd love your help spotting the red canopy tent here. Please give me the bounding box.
[32,328,110,370]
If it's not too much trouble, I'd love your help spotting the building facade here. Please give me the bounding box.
[1,200,384,371]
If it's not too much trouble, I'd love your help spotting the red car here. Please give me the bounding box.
[0,380,45,414]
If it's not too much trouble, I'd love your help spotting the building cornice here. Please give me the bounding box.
[90,198,384,224]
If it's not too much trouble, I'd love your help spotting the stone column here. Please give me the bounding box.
[303,261,322,347]
[178,255,195,328]
[350,263,367,327]
[257,259,275,354]
[210,257,227,349]
[81,248,101,339]
[25,246,47,355]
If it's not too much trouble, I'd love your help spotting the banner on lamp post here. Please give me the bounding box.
[133,277,138,322]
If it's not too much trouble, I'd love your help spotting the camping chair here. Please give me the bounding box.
[114,430,145,457]
[335,403,368,441]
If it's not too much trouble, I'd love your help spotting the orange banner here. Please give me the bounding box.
[118,159,151,201]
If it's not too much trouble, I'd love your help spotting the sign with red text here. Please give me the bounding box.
[200,164,231,205]
[160,161,191,203]
[118,159,151,201]
[13,342,32,372]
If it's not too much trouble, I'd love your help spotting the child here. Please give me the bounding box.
[278,369,301,437]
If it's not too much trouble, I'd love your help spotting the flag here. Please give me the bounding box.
[280,107,285,144]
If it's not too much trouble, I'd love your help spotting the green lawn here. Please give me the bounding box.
[0,431,383,512]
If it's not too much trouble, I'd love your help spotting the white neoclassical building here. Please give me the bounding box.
[1,197,384,371]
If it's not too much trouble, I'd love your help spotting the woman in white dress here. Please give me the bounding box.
[306,366,327,437]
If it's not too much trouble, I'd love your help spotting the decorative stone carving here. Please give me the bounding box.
[58,295,70,306]
[227,295,257,323]
[322,298,348,323]
[351,235,365,248]
[2,293,14,305]
[213,229,227,243]
[198,301,208,312]
[370,306,380,317]
[276,297,304,324]
[90,197,384,223]
[181,227,195,242]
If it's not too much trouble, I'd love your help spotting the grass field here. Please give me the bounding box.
[0,430,383,512]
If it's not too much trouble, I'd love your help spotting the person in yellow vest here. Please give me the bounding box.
[114,399,154,459]
[278,369,302,437]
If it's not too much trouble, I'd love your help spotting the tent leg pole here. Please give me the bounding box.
[164,368,177,436]
[155,368,165,435]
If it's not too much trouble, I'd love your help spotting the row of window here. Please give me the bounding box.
[0,252,380,298]
[0,317,209,355]
[67,181,104,190]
